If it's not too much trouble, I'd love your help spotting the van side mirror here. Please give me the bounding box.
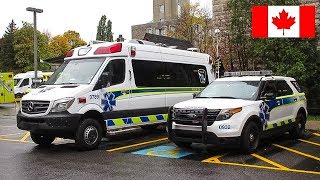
[193,92,199,98]
[98,72,110,89]
[261,92,275,100]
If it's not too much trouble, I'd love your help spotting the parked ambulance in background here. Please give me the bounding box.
[14,71,43,98]
[17,40,215,150]
[0,72,15,104]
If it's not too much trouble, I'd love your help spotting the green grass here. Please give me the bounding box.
[307,115,320,121]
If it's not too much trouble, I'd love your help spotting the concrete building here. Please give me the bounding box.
[132,0,190,40]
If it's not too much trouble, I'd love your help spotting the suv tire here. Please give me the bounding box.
[75,118,102,151]
[241,121,260,154]
[30,132,55,146]
[289,113,306,139]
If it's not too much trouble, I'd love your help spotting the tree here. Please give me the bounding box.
[63,30,86,49]
[13,22,51,72]
[48,35,72,57]
[227,0,320,110]
[106,20,113,42]
[96,15,113,42]
[167,3,214,54]
[0,20,18,71]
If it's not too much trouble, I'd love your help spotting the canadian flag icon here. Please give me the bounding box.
[252,6,316,38]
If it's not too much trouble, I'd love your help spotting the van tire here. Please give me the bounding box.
[289,113,306,139]
[30,132,55,146]
[140,124,159,130]
[75,118,102,151]
[241,121,260,154]
[173,141,192,148]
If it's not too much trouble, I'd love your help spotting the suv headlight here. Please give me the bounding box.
[216,107,242,121]
[51,98,75,112]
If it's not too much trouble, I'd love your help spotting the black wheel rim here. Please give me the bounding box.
[248,127,258,149]
[84,126,98,145]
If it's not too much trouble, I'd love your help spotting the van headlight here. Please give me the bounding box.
[51,98,75,112]
[216,107,242,121]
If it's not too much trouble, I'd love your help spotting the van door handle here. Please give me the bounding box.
[129,70,132,81]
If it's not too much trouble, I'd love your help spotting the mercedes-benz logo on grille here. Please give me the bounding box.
[27,102,34,112]
[186,113,197,119]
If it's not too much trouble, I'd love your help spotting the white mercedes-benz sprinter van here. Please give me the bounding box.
[17,40,215,150]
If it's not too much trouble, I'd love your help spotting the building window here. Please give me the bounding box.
[160,4,165,21]
[146,28,153,34]
[162,26,167,35]
[177,0,181,17]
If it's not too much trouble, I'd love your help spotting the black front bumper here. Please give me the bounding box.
[17,111,81,137]
[167,107,240,146]
[169,129,240,146]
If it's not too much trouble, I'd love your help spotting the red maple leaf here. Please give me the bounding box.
[272,9,295,36]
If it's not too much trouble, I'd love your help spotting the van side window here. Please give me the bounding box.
[101,59,125,87]
[276,80,293,96]
[165,63,208,87]
[132,60,165,87]
[132,60,208,87]
[20,79,29,87]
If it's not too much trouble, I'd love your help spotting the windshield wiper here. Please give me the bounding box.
[208,96,237,99]
[56,83,77,85]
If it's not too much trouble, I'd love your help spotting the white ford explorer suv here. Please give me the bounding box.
[167,71,307,153]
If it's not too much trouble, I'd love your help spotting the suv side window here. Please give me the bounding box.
[291,81,302,93]
[276,80,293,96]
[260,80,277,98]
[101,59,125,87]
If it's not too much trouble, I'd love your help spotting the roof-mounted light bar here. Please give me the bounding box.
[224,70,272,77]
[94,43,122,55]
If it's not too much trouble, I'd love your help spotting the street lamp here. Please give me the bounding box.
[26,7,43,87]
[214,28,222,78]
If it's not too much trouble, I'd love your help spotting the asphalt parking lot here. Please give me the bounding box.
[0,105,320,179]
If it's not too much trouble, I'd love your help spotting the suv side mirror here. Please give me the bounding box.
[261,92,275,100]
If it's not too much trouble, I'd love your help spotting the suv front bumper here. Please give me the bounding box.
[17,111,81,137]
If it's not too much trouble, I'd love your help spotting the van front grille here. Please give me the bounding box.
[21,101,50,114]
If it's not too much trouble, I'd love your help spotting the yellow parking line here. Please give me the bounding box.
[251,153,289,170]
[313,133,320,137]
[298,139,320,147]
[0,138,31,143]
[273,144,320,161]
[0,126,16,128]
[19,132,30,142]
[0,133,24,137]
[106,137,168,152]
[202,154,225,163]
[204,161,320,175]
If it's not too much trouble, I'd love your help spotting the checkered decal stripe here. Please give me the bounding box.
[106,114,168,127]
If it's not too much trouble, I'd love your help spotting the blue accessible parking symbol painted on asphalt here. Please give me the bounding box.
[132,145,193,159]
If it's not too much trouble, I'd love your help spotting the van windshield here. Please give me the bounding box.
[46,58,105,85]
[197,81,260,100]
[14,78,22,86]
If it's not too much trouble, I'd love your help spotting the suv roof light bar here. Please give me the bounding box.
[224,70,272,77]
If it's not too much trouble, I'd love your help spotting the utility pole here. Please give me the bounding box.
[26,7,43,87]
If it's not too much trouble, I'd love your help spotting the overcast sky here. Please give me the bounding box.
[0,0,212,43]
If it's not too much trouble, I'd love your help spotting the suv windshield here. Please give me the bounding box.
[198,81,260,100]
[46,58,105,85]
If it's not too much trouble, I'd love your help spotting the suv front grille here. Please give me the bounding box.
[21,101,50,114]
[172,109,220,126]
